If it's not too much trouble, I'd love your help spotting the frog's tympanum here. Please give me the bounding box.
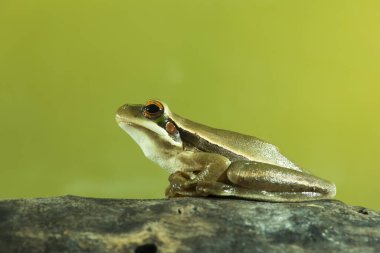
[116,100,336,202]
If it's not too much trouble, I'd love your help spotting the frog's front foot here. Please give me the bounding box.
[165,171,201,198]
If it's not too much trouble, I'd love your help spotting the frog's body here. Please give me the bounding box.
[116,100,336,202]
[171,113,301,170]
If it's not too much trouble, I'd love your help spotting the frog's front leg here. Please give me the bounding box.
[198,161,336,202]
[165,152,231,198]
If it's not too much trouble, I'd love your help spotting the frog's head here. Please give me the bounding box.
[116,100,182,157]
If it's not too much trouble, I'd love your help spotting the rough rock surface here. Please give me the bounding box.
[0,195,379,253]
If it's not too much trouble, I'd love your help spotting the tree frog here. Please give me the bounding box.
[116,100,336,202]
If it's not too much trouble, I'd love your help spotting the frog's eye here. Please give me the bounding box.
[143,100,164,120]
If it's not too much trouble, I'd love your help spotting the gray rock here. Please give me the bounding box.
[0,195,379,253]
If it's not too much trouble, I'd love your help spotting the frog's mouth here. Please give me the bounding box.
[115,116,133,126]
[118,122,155,139]
[115,110,135,126]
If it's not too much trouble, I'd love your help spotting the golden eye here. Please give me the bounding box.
[143,100,164,119]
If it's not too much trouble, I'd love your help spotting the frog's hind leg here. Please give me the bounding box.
[196,161,336,202]
[196,181,325,202]
[224,161,336,202]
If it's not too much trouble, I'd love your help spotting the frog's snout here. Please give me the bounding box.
[115,104,129,123]
[115,103,144,124]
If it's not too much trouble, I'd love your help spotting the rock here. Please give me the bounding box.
[0,195,379,253]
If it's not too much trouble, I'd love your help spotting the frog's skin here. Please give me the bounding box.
[116,100,336,202]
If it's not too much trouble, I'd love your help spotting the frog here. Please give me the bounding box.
[116,99,336,202]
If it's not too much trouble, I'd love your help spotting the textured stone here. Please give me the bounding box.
[0,195,379,253]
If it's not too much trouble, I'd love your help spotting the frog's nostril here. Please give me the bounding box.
[117,104,128,112]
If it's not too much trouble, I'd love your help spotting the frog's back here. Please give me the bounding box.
[172,113,301,171]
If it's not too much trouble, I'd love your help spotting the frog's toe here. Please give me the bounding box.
[194,184,210,196]
[196,182,235,196]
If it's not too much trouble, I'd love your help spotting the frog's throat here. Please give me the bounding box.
[118,123,183,173]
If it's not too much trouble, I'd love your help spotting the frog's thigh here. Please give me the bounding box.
[225,161,336,201]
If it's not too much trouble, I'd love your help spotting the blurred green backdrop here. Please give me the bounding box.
[0,1,379,210]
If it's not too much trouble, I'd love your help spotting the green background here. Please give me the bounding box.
[1,1,379,210]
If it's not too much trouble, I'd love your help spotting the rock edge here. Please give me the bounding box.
[0,195,379,253]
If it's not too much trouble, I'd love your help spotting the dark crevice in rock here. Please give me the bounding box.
[135,243,157,253]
